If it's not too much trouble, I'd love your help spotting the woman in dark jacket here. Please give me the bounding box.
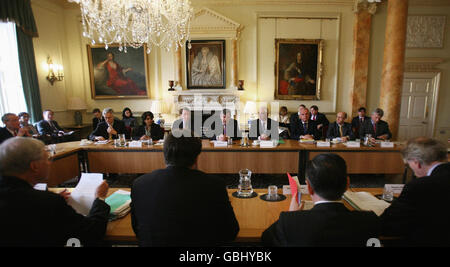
[132,111,164,141]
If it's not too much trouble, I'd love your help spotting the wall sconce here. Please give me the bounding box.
[46,56,64,85]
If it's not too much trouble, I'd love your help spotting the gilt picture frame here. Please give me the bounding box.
[186,40,226,89]
[275,39,323,100]
[87,44,149,99]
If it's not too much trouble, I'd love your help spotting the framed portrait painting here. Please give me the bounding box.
[186,40,226,89]
[87,44,149,99]
[275,39,323,100]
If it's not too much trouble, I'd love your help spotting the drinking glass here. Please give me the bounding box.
[118,134,126,147]
[268,185,278,200]
[238,169,253,197]
[114,139,120,148]
[382,187,394,202]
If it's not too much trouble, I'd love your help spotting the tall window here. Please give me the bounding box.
[0,22,28,118]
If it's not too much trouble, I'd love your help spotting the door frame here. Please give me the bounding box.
[403,71,441,138]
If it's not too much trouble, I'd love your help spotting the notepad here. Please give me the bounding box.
[343,191,390,216]
[105,190,131,221]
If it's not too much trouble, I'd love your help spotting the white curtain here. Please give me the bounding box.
[0,22,28,122]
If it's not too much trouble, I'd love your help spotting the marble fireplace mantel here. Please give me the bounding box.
[171,90,241,116]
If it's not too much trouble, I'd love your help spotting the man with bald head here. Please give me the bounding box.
[326,112,355,142]
[249,106,279,140]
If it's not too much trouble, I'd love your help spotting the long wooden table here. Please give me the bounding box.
[47,140,405,186]
[50,187,385,244]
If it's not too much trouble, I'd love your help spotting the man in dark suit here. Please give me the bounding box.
[206,109,241,140]
[36,109,65,136]
[0,113,30,144]
[262,153,380,246]
[380,137,450,246]
[351,107,369,138]
[359,108,392,140]
[0,137,110,246]
[310,105,329,138]
[171,107,201,137]
[89,108,127,140]
[36,109,74,143]
[327,112,355,141]
[290,108,319,140]
[132,111,165,141]
[249,107,279,140]
[92,108,104,131]
[131,129,239,246]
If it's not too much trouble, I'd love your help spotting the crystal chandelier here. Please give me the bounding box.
[68,0,194,53]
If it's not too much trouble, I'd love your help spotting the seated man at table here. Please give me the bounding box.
[290,108,320,140]
[89,108,127,141]
[0,137,110,246]
[207,109,241,141]
[36,110,74,144]
[351,107,369,138]
[132,111,164,141]
[131,129,239,246]
[310,105,329,137]
[249,106,279,140]
[262,153,380,246]
[359,108,392,140]
[0,113,31,144]
[380,137,450,246]
[326,112,355,141]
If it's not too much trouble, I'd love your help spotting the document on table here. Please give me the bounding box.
[343,191,390,216]
[67,173,103,216]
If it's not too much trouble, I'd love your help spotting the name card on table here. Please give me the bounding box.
[129,141,142,148]
[260,141,276,148]
[385,184,405,194]
[381,142,394,148]
[316,141,330,147]
[283,185,308,195]
[345,141,361,148]
[214,141,228,147]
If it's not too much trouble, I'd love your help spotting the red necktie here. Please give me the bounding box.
[373,123,376,134]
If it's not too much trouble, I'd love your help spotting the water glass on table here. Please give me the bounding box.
[238,168,253,197]
[382,187,394,202]
[267,185,278,200]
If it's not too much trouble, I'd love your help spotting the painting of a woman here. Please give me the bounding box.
[97,52,145,96]
[88,45,149,99]
[186,40,225,89]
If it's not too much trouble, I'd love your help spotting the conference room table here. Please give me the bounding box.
[47,140,406,186]
[49,187,387,244]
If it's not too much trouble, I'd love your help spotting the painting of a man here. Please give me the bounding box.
[88,45,149,99]
[187,40,225,89]
[275,39,323,100]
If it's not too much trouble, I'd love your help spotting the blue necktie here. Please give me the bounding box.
[303,123,307,133]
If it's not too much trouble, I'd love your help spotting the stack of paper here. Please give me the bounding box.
[343,191,391,216]
[299,139,315,143]
[105,190,131,221]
